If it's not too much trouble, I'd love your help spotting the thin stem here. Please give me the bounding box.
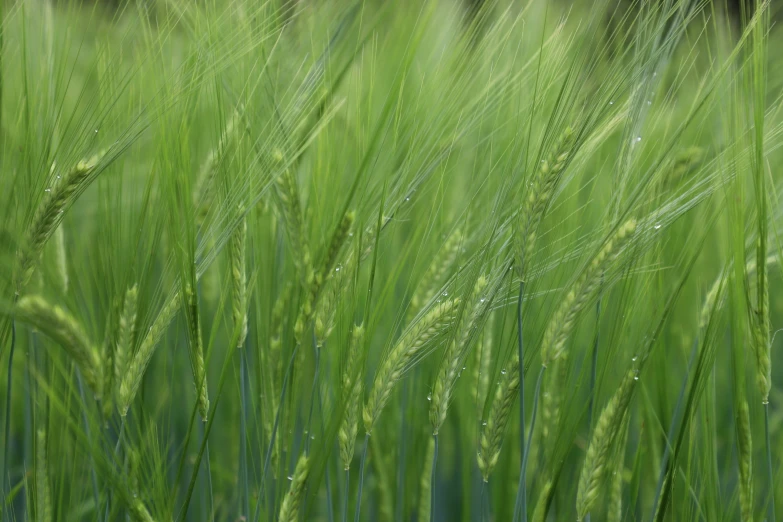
[513,366,545,522]
[75,370,100,508]
[587,294,601,430]
[512,281,528,522]
[199,421,214,521]
[315,360,335,522]
[239,347,250,520]
[1,319,15,522]
[253,342,299,522]
[430,434,439,522]
[480,480,488,522]
[341,468,351,522]
[305,344,320,456]
[650,336,698,521]
[765,401,776,522]
[353,432,370,522]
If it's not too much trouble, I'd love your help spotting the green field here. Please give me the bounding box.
[1,0,783,520]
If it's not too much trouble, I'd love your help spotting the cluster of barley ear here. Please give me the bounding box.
[576,365,638,520]
[339,324,365,470]
[278,454,310,522]
[294,211,355,342]
[15,295,102,396]
[516,126,576,280]
[272,148,312,281]
[607,412,630,522]
[16,153,102,292]
[430,275,488,435]
[363,298,460,433]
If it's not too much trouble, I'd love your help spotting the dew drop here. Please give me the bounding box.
[636,136,642,143]
[609,101,614,105]
[480,298,486,303]
[500,369,506,375]
[631,355,637,362]
[482,421,487,426]
[647,100,652,106]
[427,393,432,401]
[654,223,662,230]
[287,475,293,481]
[44,188,51,192]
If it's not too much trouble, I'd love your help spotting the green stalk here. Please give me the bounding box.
[75,370,100,509]
[238,347,249,519]
[341,468,350,522]
[353,433,369,522]
[1,319,14,522]
[765,402,776,522]
[512,281,527,522]
[513,366,545,522]
[430,434,438,522]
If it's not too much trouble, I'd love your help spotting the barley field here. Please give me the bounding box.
[1,0,783,521]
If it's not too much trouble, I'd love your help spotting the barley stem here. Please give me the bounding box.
[341,468,351,522]
[76,369,100,509]
[650,336,698,520]
[514,365,545,522]
[254,342,299,522]
[430,433,439,522]
[765,402,776,522]
[238,347,249,520]
[305,337,320,456]
[0,317,15,522]
[587,293,601,430]
[353,432,369,522]
[513,281,528,522]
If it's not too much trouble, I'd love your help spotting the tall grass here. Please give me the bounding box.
[1,0,783,521]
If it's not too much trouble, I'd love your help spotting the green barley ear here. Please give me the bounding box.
[128,498,155,522]
[15,295,102,396]
[115,285,138,393]
[184,284,209,421]
[363,298,460,433]
[272,149,312,281]
[752,239,771,404]
[541,218,636,366]
[472,311,494,415]
[430,276,488,435]
[516,126,576,280]
[193,107,243,224]
[294,211,355,343]
[477,351,520,481]
[230,208,248,348]
[119,290,181,416]
[666,146,704,187]
[16,153,102,292]
[576,365,637,521]
[35,429,52,522]
[607,412,630,522]
[408,229,463,322]
[278,454,310,522]
[737,399,754,522]
[339,324,365,470]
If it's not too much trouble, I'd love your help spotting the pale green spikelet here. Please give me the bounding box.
[478,352,521,481]
[576,365,637,521]
[231,210,248,348]
[119,291,181,416]
[363,298,460,433]
[418,435,436,522]
[294,211,355,342]
[272,149,312,281]
[278,454,310,522]
[16,153,102,292]
[15,295,102,396]
[184,284,209,421]
[338,324,365,470]
[35,429,51,522]
[516,126,575,280]
[472,311,494,416]
[430,276,488,434]
[737,399,754,522]
[408,229,463,322]
[128,498,155,522]
[115,285,138,393]
[666,146,704,187]
[541,218,636,366]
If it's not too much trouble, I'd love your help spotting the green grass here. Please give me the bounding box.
[2,0,783,520]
